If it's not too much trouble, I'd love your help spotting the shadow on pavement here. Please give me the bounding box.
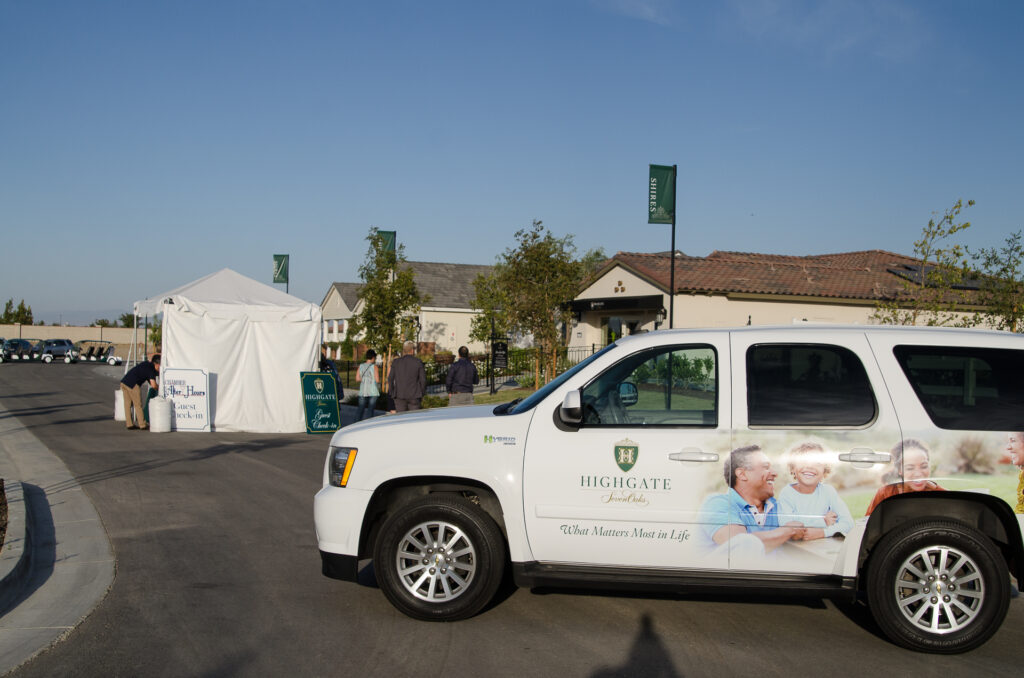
[590,614,682,678]
[41,438,303,494]
[0,484,55,614]
[0,402,99,421]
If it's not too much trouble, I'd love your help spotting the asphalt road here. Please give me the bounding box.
[0,364,1021,677]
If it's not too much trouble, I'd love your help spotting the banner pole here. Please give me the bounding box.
[669,164,676,329]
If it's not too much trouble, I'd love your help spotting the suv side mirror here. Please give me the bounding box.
[618,382,638,406]
[560,390,583,425]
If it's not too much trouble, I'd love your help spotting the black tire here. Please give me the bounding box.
[866,519,1010,653]
[42,354,52,364]
[373,494,505,621]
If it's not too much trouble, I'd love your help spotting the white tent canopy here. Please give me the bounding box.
[133,268,322,433]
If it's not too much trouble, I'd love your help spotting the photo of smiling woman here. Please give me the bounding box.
[865,439,946,516]
[1007,432,1024,513]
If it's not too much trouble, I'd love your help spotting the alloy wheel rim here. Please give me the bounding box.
[395,520,477,603]
[893,544,984,635]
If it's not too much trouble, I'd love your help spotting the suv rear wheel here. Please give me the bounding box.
[866,519,1010,653]
[373,494,505,621]
[42,354,53,364]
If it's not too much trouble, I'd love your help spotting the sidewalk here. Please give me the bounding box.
[0,401,115,675]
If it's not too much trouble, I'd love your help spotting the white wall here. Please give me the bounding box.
[419,308,487,353]
[321,287,353,321]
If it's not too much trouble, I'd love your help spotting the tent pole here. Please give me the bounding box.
[128,310,137,373]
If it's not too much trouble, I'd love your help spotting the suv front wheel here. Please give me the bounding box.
[373,494,505,621]
[866,519,1010,653]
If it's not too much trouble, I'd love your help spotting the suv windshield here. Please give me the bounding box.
[498,343,618,415]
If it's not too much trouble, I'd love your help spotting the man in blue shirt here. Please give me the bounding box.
[120,354,160,430]
[699,445,806,557]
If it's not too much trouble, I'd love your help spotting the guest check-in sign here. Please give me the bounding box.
[162,368,211,432]
[301,371,341,434]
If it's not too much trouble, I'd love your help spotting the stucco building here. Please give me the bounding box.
[569,249,927,347]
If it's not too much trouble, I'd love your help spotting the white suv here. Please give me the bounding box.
[314,326,1024,653]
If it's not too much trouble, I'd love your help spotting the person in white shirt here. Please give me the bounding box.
[777,441,854,539]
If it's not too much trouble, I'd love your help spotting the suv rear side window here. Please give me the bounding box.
[747,343,876,427]
[893,345,1024,430]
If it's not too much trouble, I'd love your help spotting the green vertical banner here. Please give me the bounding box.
[273,254,290,284]
[648,165,676,224]
[379,230,396,252]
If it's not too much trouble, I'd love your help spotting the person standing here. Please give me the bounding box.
[446,346,478,407]
[355,349,381,421]
[319,344,342,399]
[120,354,160,430]
[388,340,426,412]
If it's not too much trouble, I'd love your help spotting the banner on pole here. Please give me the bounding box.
[648,165,676,224]
[379,230,396,253]
[273,254,290,284]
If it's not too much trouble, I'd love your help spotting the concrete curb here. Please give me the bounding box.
[0,400,116,675]
[0,481,30,603]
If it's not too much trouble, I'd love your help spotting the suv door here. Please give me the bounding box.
[523,334,733,569]
[728,330,901,574]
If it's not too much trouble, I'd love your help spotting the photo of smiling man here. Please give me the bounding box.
[698,445,806,559]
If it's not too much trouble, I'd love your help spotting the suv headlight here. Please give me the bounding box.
[329,446,357,487]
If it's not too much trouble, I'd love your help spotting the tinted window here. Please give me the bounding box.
[582,345,717,427]
[747,344,876,427]
[893,345,1024,430]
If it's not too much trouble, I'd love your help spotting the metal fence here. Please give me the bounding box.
[333,343,605,396]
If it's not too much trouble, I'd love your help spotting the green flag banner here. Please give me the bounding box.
[379,230,396,252]
[273,254,289,284]
[648,165,676,224]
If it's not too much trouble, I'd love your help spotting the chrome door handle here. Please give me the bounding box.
[669,448,719,463]
[839,449,891,467]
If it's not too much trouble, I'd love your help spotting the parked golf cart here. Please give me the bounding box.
[74,340,124,366]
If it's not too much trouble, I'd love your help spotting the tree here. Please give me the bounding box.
[1,298,33,325]
[971,230,1024,332]
[872,199,980,327]
[471,220,601,387]
[149,318,162,351]
[345,228,424,382]
[94,318,114,328]
[119,312,136,328]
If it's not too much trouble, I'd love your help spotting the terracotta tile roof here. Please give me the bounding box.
[606,249,926,301]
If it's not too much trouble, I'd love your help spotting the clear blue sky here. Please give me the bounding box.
[2,0,1022,324]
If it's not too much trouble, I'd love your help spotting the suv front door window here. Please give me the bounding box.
[524,338,732,570]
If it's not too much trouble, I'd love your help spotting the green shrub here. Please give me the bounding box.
[422,394,448,409]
